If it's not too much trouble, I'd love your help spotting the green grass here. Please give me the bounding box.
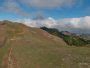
[0,39,10,67]
[11,41,90,68]
[9,30,90,68]
[0,22,90,68]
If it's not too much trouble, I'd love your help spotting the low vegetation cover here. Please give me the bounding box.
[0,21,90,68]
[41,27,90,46]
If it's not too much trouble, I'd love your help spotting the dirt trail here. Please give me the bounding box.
[7,47,19,68]
[8,48,13,68]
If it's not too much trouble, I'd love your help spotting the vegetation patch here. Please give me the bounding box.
[41,27,90,46]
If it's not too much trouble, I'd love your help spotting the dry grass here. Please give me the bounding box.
[0,21,90,68]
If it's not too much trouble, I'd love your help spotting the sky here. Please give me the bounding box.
[0,0,90,33]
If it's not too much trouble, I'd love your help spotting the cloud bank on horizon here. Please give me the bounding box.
[20,16,90,33]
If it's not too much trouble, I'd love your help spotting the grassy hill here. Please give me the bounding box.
[0,21,90,68]
[41,27,90,46]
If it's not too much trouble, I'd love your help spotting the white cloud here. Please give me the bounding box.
[19,0,77,9]
[19,16,90,33]
[21,17,57,28]
[0,0,82,17]
[0,0,30,17]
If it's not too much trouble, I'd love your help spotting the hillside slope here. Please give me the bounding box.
[0,21,90,68]
[41,27,90,46]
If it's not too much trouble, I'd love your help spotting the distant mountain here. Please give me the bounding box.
[80,34,90,40]
[41,27,90,46]
[33,15,45,20]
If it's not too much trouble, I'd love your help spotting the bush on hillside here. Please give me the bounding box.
[41,27,90,46]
